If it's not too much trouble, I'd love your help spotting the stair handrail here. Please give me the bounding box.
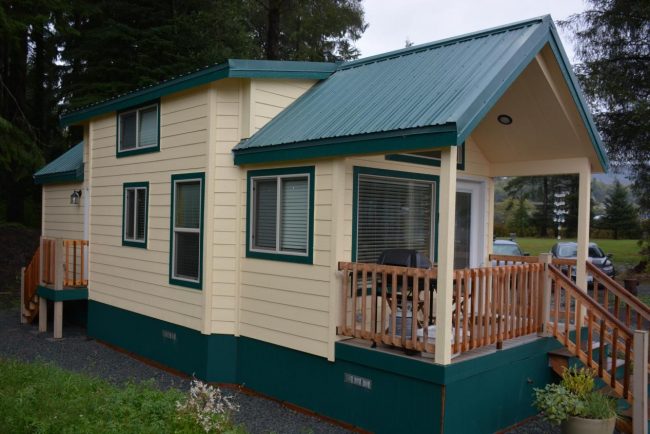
[586,261,650,322]
[548,264,635,401]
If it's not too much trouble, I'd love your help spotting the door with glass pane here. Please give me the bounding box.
[454,181,485,269]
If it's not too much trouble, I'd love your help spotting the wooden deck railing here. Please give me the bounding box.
[488,254,540,266]
[453,263,543,354]
[548,264,634,400]
[63,239,88,287]
[41,238,56,285]
[337,261,543,357]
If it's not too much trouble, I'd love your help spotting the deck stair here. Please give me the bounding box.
[545,263,649,434]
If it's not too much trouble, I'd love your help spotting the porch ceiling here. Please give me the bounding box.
[473,45,606,175]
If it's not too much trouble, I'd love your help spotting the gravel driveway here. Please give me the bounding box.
[0,308,350,434]
[0,307,568,434]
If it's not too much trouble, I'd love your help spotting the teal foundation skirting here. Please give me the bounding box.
[87,300,564,434]
[37,285,88,301]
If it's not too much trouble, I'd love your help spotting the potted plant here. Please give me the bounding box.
[533,366,617,434]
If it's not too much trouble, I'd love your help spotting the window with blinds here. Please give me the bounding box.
[117,103,159,154]
[250,171,311,258]
[356,174,435,263]
[122,182,148,248]
[170,174,204,288]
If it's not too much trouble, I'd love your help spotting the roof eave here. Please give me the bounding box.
[34,165,84,185]
[60,60,336,127]
[233,124,457,165]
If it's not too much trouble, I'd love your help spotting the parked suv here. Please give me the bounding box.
[492,239,528,256]
[550,241,615,278]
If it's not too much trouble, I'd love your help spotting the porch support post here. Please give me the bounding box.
[435,146,457,365]
[575,160,591,291]
[485,177,495,266]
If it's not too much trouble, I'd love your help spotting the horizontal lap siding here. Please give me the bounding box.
[239,162,333,358]
[210,79,240,334]
[88,87,209,331]
[210,79,319,340]
[43,183,84,240]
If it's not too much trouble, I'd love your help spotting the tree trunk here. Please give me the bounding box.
[265,0,282,59]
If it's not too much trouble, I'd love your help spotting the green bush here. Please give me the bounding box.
[0,358,246,434]
[533,383,583,425]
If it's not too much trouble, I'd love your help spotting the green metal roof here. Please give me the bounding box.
[234,16,608,171]
[34,141,84,185]
[60,59,337,126]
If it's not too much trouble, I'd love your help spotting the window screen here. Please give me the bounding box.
[123,184,148,246]
[171,176,203,286]
[356,175,435,263]
[250,174,309,256]
[118,104,158,152]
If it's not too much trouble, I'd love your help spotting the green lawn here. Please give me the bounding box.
[0,358,243,434]
[514,237,643,270]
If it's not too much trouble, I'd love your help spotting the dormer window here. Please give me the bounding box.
[117,102,160,156]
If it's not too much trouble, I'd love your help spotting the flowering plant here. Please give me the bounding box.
[176,378,240,433]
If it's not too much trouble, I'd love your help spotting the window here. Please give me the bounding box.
[117,102,159,156]
[385,143,465,170]
[247,167,314,263]
[353,167,438,263]
[170,173,204,288]
[122,182,149,248]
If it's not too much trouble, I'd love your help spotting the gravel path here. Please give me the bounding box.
[0,308,350,434]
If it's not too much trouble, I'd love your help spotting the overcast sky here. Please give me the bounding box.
[356,0,587,62]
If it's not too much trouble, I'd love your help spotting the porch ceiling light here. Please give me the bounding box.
[70,190,82,205]
[497,114,513,125]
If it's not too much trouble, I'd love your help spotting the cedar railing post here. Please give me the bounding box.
[538,253,552,337]
[633,330,649,434]
[38,237,48,333]
[53,238,64,339]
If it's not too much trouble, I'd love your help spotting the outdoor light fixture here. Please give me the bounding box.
[70,190,82,205]
[497,114,513,125]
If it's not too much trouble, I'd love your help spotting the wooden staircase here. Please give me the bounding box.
[21,246,41,323]
[545,263,649,434]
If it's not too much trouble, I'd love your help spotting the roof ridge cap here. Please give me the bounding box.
[339,15,551,71]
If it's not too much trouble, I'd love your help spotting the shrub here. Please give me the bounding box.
[533,383,584,425]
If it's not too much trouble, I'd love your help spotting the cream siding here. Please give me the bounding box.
[238,161,334,358]
[87,87,209,331]
[42,182,84,240]
[210,78,318,337]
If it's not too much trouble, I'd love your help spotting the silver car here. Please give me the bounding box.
[550,242,615,278]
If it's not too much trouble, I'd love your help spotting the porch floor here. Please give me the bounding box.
[338,333,543,364]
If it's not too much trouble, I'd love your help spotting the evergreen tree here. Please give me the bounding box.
[561,1,650,212]
[602,180,640,239]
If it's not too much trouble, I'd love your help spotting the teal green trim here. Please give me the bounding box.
[169,172,205,289]
[246,166,315,264]
[34,141,84,185]
[385,142,466,170]
[546,23,609,171]
[33,169,84,185]
[352,166,440,262]
[234,126,457,165]
[37,285,88,301]
[456,17,551,146]
[116,100,160,158]
[87,300,237,382]
[122,182,149,249]
[60,60,336,127]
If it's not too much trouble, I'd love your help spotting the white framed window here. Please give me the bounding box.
[170,173,204,288]
[122,182,148,248]
[354,167,438,263]
[117,103,159,155]
[247,167,314,263]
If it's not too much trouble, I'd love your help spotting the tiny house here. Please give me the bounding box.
[25,16,649,434]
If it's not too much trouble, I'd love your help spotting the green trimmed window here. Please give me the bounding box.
[170,173,204,288]
[247,167,314,264]
[122,182,149,248]
[117,102,159,156]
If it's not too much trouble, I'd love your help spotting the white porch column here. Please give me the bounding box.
[575,160,591,291]
[435,146,457,365]
[485,177,495,266]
